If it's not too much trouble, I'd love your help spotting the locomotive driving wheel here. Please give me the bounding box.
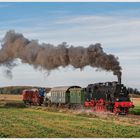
[113,106,121,115]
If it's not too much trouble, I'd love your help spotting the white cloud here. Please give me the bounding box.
[14,15,140,50]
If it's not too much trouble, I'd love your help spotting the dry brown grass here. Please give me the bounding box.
[0,94,22,101]
[131,98,140,106]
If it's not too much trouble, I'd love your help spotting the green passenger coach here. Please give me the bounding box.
[49,86,84,105]
[69,87,85,104]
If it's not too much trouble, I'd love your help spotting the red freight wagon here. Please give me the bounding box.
[22,89,44,106]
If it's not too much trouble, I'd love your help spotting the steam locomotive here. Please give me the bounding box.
[22,81,134,115]
[84,81,134,114]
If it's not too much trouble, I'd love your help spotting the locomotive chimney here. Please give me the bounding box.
[118,77,121,85]
[118,72,121,85]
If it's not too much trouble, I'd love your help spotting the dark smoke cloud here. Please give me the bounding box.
[0,30,122,80]
[2,60,17,79]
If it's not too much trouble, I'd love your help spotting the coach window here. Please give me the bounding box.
[79,92,80,96]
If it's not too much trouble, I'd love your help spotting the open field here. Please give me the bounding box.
[0,106,140,138]
[0,94,140,138]
[0,94,22,101]
[131,98,140,106]
[129,98,140,115]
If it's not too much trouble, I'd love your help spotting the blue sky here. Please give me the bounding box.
[0,2,140,90]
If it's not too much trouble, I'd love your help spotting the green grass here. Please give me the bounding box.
[0,106,140,138]
[130,106,140,115]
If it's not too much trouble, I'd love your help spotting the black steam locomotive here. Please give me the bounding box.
[84,81,134,114]
[85,81,130,103]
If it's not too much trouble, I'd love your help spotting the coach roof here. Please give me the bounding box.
[50,86,81,92]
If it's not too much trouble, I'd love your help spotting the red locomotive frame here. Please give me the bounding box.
[84,98,134,114]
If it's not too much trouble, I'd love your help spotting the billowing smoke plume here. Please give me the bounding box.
[0,30,121,80]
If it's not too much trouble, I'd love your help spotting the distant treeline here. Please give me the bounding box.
[0,86,51,95]
[0,86,139,96]
[127,87,140,96]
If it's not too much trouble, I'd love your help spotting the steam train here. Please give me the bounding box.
[84,82,134,114]
[22,81,134,115]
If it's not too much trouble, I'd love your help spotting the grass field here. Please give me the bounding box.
[0,94,140,138]
[129,98,140,115]
[0,106,140,138]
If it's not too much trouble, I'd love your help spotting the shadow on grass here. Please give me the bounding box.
[0,133,10,138]
[129,110,140,115]
[0,102,26,109]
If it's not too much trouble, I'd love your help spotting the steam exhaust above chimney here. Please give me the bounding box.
[0,30,122,79]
